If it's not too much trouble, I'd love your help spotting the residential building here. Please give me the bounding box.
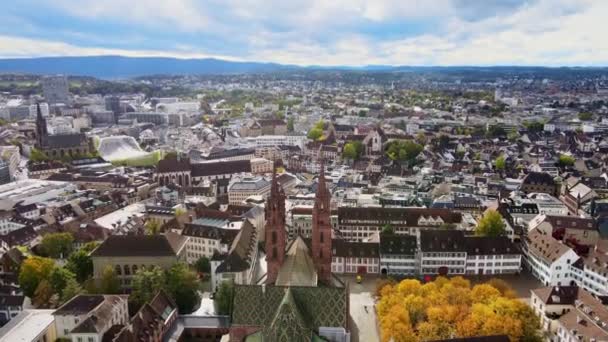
[524,228,579,286]
[379,233,418,276]
[53,294,129,341]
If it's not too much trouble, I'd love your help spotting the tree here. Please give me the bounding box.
[381,224,394,235]
[30,148,49,162]
[195,256,211,274]
[49,267,77,297]
[61,277,82,304]
[558,154,575,167]
[523,120,544,133]
[166,263,201,314]
[19,256,56,297]
[578,112,593,121]
[216,281,235,315]
[475,210,506,237]
[494,155,506,171]
[376,276,541,342]
[307,127,323,141]
[145,219,162,235]
[287,117,295,132]
[386,140,423,164]
[40,232,74,259]
[66,249,94,283]
[131,266,166,307]
[99,265,121,294]
[33,279,55,308]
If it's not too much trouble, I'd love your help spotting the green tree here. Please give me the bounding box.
[578,112,593,121]
[66,249,94,283]
[40,232,74,258]
[18,256,56,297]
[381,224,395,235]
[386,140,423,164]
[195,257,211,274]
[494,156,506,171]
[475,210,506,237]
[287,117,295,132]
[307,127,323,141]
[49,267,77,297]
[131,266,166,307]
[166,263,201,314]
[558,154,575,167]
[145,219,162,235]
[523,120,544,133]
[216,281,235,315]
[99,265,121,294]
[61,277,82,304]
[81,241,100,253]
[29,148,49,162]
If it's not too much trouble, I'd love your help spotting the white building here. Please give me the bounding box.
[524,228,579,286]
[53,294,129,341]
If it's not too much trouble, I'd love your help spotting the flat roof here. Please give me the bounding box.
[0,310,55,342]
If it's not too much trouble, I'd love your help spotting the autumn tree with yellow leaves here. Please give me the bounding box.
[376,277,541,342]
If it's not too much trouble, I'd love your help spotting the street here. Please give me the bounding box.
[340,275,380,342]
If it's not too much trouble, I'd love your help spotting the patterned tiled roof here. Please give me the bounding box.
[232,285,348,334]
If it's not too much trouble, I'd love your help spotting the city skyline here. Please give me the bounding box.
[1,0,607,67]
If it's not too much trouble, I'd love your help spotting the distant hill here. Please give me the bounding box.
[0,55,605,79]
[0,55,297,78]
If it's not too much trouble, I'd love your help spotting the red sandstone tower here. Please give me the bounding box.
[312,160,332,284]
[265,163,286,284]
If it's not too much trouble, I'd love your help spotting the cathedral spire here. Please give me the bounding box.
[265,159,286,284]
[312,158,332,284]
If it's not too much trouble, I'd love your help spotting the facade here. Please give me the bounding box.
[379,234,418,276]
[420,230,467,275]
[90,233,188,288]
[337,207,462,241]
[464,236,522,275]
[331,239,379,274]
[520,172,559,196]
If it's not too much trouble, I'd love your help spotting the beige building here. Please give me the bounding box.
[250,158,273,174]
[0,309,57,342]
[228,177,270,205]
[90,233,188,288]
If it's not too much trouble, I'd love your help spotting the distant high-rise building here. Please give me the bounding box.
[104,96,121,121]
[41,75,70,104]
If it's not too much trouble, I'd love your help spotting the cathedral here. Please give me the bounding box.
[35,103,94,158]
[229,161,351,342]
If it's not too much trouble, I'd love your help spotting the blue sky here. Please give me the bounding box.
[0,0,605,66]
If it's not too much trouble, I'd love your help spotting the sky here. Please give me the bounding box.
[0,0,606,66]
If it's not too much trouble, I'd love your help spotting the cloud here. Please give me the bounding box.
[0,0,605,66]
[0,35,242,61]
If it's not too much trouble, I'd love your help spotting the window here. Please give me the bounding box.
[115,265,121,275]
[124,265,130,275]
[88,338,94,342]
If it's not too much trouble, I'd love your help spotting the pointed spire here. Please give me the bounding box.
[317,157,326,194]
[36,102,43,121]
[270,159,279,196]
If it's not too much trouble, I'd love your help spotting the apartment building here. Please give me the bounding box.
[379,234,418,276]
[524,228,579,286]
[331,239,380,274]
[337,207,462,241]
